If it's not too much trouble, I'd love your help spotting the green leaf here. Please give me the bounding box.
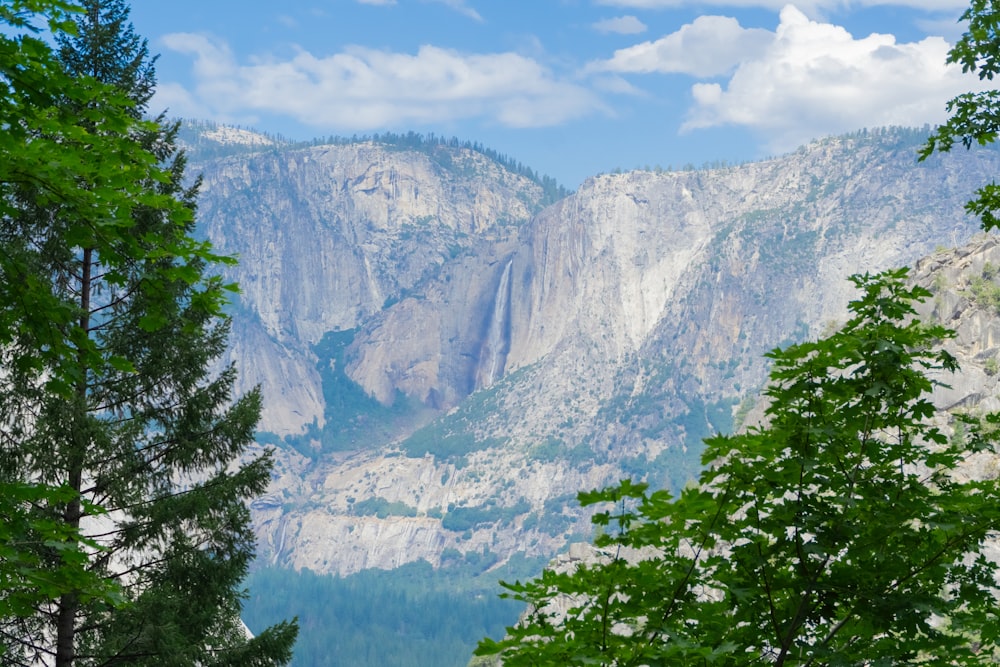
[478,269,1000,665]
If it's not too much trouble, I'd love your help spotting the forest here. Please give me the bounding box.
[242,558,541,667]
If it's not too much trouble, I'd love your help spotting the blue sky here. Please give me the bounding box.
[130,0,983,188]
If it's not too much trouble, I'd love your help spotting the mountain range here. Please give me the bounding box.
[178,123,999,581]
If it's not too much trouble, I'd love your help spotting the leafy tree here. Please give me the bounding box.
[478,269,1000,665]
[921,0,1000,229]
[0,1,296,664]
[0,0,142,651]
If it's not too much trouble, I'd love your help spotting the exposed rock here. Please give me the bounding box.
[913,236,1000,421]
[185,127,1000,576]
[194,141,540,433]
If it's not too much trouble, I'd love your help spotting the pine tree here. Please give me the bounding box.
[0,1,296,664]
[0,0,158,656]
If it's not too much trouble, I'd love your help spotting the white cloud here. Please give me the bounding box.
[153,81,211,119]
[915,14,966,41]
[426,0,482,21]
[681,5,987,152]
[591,74,648,95]
[357,0,397,5]
[588,15,771,76]
[156,33,604,130]
[592,15,648,34]
[594,0,966,13]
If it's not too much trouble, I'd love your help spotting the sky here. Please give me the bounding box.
[129,0,985,188]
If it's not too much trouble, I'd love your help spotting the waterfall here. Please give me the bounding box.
[475,259,513,390]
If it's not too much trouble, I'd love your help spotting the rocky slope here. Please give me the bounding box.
[190,132,543,434]
[469,234,1000,667]
[914,236,1000,419]
[185,125,1000,576]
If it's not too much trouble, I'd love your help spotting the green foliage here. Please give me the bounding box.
[528,437,594,468]
[0,482,121,623]
[242,558,544,667]
[674,398,712,450]
[531,494,582,537]
[731,394,757,430]
[442,500,531,532]
[401,430,508,460]
[987,355,999,376]
[314,329,376,418]
[0,0,156,650]
[478,269,1000,666]
[922,0,1000,230]
[315,329,416,451]
[397,366,533,463]
[967,270,1000,311]
[527,436,565,462]
[280,329,429,457]
[615,446,704,495]
[351,496,419,518]
[0,1,296,663]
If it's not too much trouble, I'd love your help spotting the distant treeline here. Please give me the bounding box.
[791,124,1000,157]
[603,125,954,176]
[176,120,291,161]
[315,130,572,206]
[819,125,935,151]
[242,557,542,667]
[178,121,572,207]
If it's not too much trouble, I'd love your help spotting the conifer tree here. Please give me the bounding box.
[0,0,155,655]
[0,1,296,664]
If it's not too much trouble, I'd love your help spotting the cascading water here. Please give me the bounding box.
[474,259,513,390]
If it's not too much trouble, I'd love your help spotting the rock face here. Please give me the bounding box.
[193,138,540,433]
[914,237,1000,421]
[185,125,1000,576]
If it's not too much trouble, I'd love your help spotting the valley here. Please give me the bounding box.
[180,123,1000,665]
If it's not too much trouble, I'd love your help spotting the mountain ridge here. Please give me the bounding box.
[182,123,1000,576]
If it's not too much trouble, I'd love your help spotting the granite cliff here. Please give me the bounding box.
[183,124,1000,576]
[469,233,1000,667]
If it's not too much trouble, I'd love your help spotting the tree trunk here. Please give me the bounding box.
[55,246,93,667]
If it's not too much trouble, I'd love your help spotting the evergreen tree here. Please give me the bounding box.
[0,1,296,664]
[479,269,1000,665]
[0,0,155,654]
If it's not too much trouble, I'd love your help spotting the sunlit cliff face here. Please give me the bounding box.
[186,128,1000,575]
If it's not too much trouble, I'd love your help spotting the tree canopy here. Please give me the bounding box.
[0,0,152,634]
[0,1,296,664]
[922,0,1000,230]
[478,269,1000,666]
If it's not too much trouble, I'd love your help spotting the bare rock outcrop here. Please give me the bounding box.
[185,127,1000,576]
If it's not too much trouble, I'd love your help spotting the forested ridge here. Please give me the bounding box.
[179,121,573,207]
